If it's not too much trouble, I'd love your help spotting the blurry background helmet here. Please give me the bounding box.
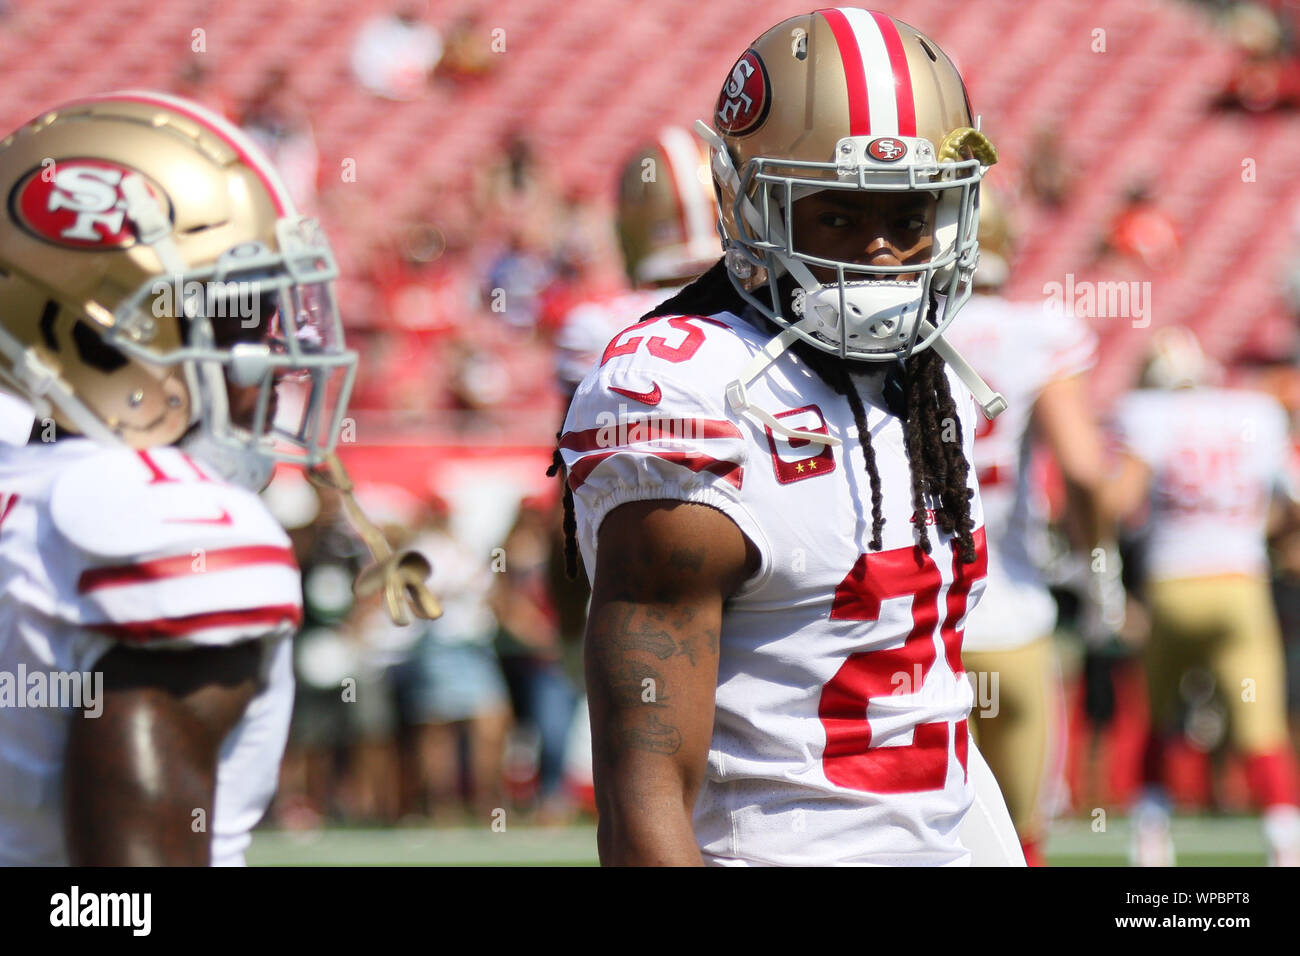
[615,126,719,288]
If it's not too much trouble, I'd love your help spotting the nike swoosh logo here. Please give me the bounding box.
[165,508,234,526]
[609,383,662,406]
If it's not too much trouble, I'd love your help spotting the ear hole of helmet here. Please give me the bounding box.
[71,320,129,373]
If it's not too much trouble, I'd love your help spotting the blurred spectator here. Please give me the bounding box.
[240,68,320,212]
[436,12,497,82]
[1214,1,1300,110]
[1102,185,1182,272]
[449,340,511,418]
[170,58,235,121]
[491,500,579,824]
[394,500,510,823]
[351,2,443,101]
[483,234,553,332]
[1025,123,1071,208]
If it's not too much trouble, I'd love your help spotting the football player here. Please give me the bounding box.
[552,126,719,399]
[1109,327,1300,866]
[943,187,1116,866]
[556,8,1022,865]
[0,92,434,865]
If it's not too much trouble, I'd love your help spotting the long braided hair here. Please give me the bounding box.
[548,258,978,576]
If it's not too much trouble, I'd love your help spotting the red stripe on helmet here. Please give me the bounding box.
[818,8,871,136]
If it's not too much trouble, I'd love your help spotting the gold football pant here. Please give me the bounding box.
[964,636,1062,848]
[1144,574,1290,754]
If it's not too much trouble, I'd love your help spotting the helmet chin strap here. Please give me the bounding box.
[695,120,1006,426]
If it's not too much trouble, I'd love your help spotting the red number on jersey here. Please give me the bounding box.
[818,528,987,793]
[600,316,706,367]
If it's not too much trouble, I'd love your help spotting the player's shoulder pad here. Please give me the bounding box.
[50,445,290,561]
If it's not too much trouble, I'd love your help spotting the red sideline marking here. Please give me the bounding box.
[91,604,303,642]
[568,449,743,491]
[78,545,296,593]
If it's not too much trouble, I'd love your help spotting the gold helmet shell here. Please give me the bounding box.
[615,126,719,287]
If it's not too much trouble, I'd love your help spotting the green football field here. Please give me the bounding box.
[247,815,1270,866]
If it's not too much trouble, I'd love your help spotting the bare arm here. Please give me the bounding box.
[1033,374,1107,548]
[63,641,263,865]
[585,500,756,866]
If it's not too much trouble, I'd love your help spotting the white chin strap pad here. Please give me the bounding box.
[804,279,924,354]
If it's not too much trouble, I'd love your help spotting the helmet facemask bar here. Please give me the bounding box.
[725,145,985,364]
[106,216,358,472]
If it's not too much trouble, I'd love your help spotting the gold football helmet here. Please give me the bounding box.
[697,8,1005,419]
[0,91,356,486]
[615,126,719,287]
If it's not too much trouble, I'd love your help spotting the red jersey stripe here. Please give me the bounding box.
[568,449,743,491]
[91,603,303,642]
[78,545,297,593]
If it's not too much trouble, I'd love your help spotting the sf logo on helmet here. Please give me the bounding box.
[715,50,770,136]
[11,158,170,249]
[868,138,906,162]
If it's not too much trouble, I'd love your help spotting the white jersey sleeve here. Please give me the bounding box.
[46,446,301,660]
[560,313,769,582]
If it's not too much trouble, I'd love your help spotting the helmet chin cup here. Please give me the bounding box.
[804,279,924,357]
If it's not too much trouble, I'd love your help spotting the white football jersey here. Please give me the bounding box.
[943,294,1097,650]
[562,307,991,865]
[1114,387,1291,581]
[554,288,677,392]
[0,438,300,866]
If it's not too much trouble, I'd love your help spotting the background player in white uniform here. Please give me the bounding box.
[0,93,434,865]
[558,8,1021,865]
[943,188,1114,865]
[1110,327,1300,866]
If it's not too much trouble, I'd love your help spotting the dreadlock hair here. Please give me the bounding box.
[546,433,581,580]
[546,257,977,574]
